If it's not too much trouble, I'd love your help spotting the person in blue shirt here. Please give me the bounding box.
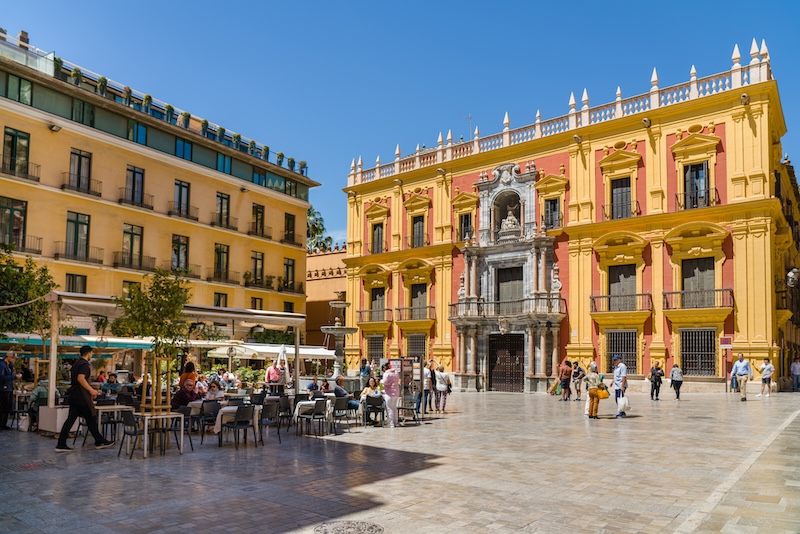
[730,353,754,401]
[100,373,122,394]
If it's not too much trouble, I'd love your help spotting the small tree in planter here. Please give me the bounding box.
[201,119,209,135]
[262,146,270,161]
[97,76,108,96]
[217,127,226,142]
[287,157,295,171]
[233,133,242,149]
[242,271,253,287]
[164,104,174,122]
[123,86,132,106]
[70,67,83,86]
[299,160,308,176]
[265,275,275,290]
[277,276,284,291]
[180,111,191,128]
[276,152,285,167]
[248,140,257,155]
[53,57,63,79]
[143,94,152,112]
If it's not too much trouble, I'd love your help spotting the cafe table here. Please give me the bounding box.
[134,411,184,459]
[94,404,133,439]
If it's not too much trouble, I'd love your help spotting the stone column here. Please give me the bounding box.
[538,327,546,376]
[469,327,477,374]
[539,246,546,292]
[531,245,539,292]
[470,255,478,297]
[527,326,535,376]
[551,326,560,375]
[463,254,471,299]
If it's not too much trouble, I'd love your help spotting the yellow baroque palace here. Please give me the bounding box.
[344,40,800,393]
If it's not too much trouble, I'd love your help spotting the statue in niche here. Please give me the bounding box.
[551,263,562,293]
[500,200,520,231]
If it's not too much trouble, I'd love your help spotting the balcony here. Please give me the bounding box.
[160,261,201,279]
[118,188,154,210]
[357,308,393,323]
[1,154,40,182]
[281,232,303,247]
[278,281,305,294]
[61,172,102,197]
[406,234,430,249]
[367,241,387,255]
[244,276,273,290]
[206,269,240,284]
[542,212,563,230]
[113,252,156,272]
[248,222,272,239]
[456,226,474,242]
[675,188,720,211]
[167,202,199,221]
[210,213,238,231]
[396,306,436,321]
[54,241,104,264]
[448,297,567,319]
[0,233,42,254]
[601,200,640,221]
[663,288,733,310]
[590,293,653,312]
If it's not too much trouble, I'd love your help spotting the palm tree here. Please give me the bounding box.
[307,207,333,252]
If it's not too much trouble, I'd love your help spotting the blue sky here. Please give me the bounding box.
[4,2,800,245]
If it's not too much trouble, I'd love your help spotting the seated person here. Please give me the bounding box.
[306,377,320,394]
[29,379,58,428]
[319,379,331,392]
[170,379,199,410]
[205,381,226,401]
[195,374,209,397]
[359,377,380,400]
[333,376,360,411]
[96,371,107,383]
[100,373,122,394]
[20,366,34,383]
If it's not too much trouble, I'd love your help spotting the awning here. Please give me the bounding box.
[0,333,154,350]
[206,343,335,361]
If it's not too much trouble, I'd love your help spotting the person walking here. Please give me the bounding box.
[757,358,774,398]
[381,363,401,428]
[55,346,114,452]
[0,351,22,430]
[572,361,585,402]
[792,357,800,392]
[584,362,602,419]
[650,361,665,401]
[559,359,573,401]
[730,353,754,401]
[612,355,628,417]
[434,365,451,413]
[670,364,683,401]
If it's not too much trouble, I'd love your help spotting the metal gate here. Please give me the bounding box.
[606,330,637,373]
[488,334,524,392]
[680,328,716,376]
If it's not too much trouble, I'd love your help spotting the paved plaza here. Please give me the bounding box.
[0,389,798,533]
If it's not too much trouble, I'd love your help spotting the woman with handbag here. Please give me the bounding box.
[584,362,604,419]
[434,365,451,413]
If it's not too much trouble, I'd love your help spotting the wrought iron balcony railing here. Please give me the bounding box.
[663,288,733,309]
[118,188,154,209]
[160,261,201,279]
[206,269,240,284]
[61,172,102,196]
[601,200,640,221]
[1,154,40,181]
[280,232,303,246]
[248,222,272,239]
[54,241,104,264]
[449,297,567,318]
[675,188,720,211]
[590,293,653,312]
[0,233,42,254]
[396,306,436,321]
[357,308,393,322]
[210,213,238,231]
[367,241,388,254]
[167,202,199,221]
[407,233,430,249]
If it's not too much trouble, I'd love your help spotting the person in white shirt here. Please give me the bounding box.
[791,358,800,392]
[757,358,775,398]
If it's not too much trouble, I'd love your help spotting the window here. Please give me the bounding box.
[71,99,94,127]
[171,235,189,271]
[250,297,263,310]
[7,74,32,105]
[682,257,715,308]
[251,204,265,236]
[127,121,147,145]
[606,330,637,373]
[284,213,296,243]
[411,215,425,248]
[216,153,231,174]
[370,287,385,322]
[3,127,30,177]
[367,335,385,361]
[609,264,636,311]
[609,177,632,220]
[66,274,87,294]
[122,280,140,298]
[216,192,230,227]
[284,301,294,313]
[459,213,473,241]
[684,162,710,209]
[411,284,428,319]
[173,180,191,217]
[122,223,143,266]
[285,179,297,197]
[68,149,92,191]
[125,166,145,205]
[407,334,427,360]
[544,199,561,229]
[214,244,229,278]
[213,293,228,307]
[680,328,716,376]
[0,196,27,249]
[175,138,192,161]
[497,267,523,313]
[371,223,384,254]
[251,251,264,283]
[66,211,90,258]
[283,258,295,289]
[253,168,266,186]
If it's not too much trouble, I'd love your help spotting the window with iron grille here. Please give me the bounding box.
[367,336,384,360]
[407,334,427,360]
[680,328,716,376]
[459,213,473,240]
[610,177,631,219]
[606,330,637,373]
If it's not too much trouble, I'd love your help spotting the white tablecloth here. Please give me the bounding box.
[214,405,262,435]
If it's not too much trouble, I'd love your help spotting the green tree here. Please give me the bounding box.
[250,327,296,345]
[307,206,333,252]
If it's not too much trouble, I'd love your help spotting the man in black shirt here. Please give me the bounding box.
[55,346,114,452]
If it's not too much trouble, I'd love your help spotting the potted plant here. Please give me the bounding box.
[276,152,284,167]
[201,119,209,135]
[297,282,305,293]
[164,104,174,122]
[233,133,242,148]
[287,157,295,171]
[53,56,63,79]
[243,271,253,287]
[262,145,270,161]
[142,94,152,112]
[70,67,83,86]
[248,140,256,155]
[277,276,284,291]
[218,127,226,142]
[96,76,108,96]
[265,275,275,290]
[299,160,307,176]
[180,111,191,128]
[123,86,132,106]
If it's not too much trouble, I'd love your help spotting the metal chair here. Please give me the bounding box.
[227,398,245,407]
[194,400,221,444]
[249,392,266,405]
[297,398,327,437]
[165,406,194,452]
[259,402,281,444]
[277,395,293,431]
[331,397,350,434]
[219,405,257,449]
[117,410,144,459]
[365,395,386,427]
